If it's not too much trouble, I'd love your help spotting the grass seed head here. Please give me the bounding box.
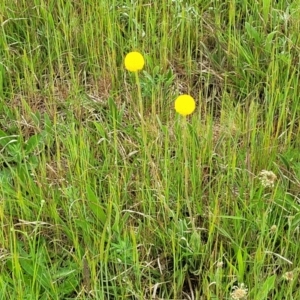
[231,283,248,299]
[258,170,277,188]
[283,271,294,281]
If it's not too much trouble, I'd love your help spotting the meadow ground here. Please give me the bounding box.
[1,1,300,299]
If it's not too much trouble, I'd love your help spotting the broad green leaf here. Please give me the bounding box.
[237,247,245,279]
[256,275,276,299]
[25,134,41,154]
[86,185,107,226]
[19,257,53,292]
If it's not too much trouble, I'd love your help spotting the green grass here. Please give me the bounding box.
[1,0,300,299]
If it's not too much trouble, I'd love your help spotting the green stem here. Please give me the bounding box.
[134,71,171,216]
[135,71,147,170]
[135,71,144,129]
[182,116,195,230]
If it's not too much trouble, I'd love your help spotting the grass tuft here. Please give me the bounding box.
[1,0,300,299]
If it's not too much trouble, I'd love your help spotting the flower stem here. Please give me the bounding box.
[135,71,147,164]
[135,72,144,127]
[134,71,171,216]
[181,116,195,230]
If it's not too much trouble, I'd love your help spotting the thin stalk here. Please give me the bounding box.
[181,116,195,231]
[134,71,171,215]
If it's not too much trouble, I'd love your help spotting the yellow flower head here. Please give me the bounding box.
[175,94,196,116]
[124,51,145,72]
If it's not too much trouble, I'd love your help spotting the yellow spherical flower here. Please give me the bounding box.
[124,51,145,72]
[175,94,196,116]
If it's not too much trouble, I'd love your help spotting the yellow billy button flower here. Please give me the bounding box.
[175,94,196,116]
[124,51,145,72]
